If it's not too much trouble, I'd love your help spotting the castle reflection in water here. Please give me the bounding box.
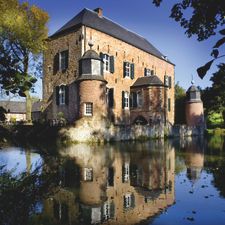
[39,141,175,225]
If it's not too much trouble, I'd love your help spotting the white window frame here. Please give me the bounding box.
[124,92,129,109]
[84,168,93,181]
[123,162,130,182]
[125,62,131,78]
[103,54,110,72]
[124,193,132,208]
[59,85,66,105]
[84,102,93,116]
[59,51,67,71]
[145,68,151,76]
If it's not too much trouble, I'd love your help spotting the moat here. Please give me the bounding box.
[0,136,225,225]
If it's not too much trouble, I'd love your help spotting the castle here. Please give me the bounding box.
[43,8,175,126]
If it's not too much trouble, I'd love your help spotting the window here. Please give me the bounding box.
[108,88,114,108]
[59,50,69,71]
[123,193,135,209]
[84,103,93,116]
[84,168,93,181]
[100,53,114,73]
[122,162,130,182]
[144,68,152,76]
[59,85,66,105]
[123,62,134,79]
[168,98,171,112]
[137,91,143,108]
[56,85,69,106]
[103,54,110,72]
[122,91,129,109]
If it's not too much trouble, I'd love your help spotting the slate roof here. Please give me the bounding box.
[0,101,26,114]
[81,49,102,60]
[131,75,164,88]
[187,85,200,93]
[51,8,173,64]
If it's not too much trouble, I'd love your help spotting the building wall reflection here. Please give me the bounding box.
[41,142,175,225]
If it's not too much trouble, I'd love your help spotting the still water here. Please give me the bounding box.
[0,136,225,225]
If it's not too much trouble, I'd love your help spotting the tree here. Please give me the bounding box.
[0,0,49,122]
[202,64,225,126]
[175,82,186,124]
[153,0,225,79]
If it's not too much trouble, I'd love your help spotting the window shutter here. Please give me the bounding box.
[144,68,147,77]
[169,76,172,88]
[110,55,114,73]
[56,86,59,105]
[131,63,134,79]
[110,201,115,219]
[122,91,125,109]
[65,85,69,105]
[129,93,133,108]
[53,53,59,75]
[65,50,69,69]
[133,92,137,108]
[100,52,104,60]
[108,88,114,108]
[79,61,82,75]
[131,193,135,208]
[123,62,126,78]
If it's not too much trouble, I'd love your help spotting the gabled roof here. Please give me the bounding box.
[0,101,26,114]
[131,75,164,88]
[51,8,173,64]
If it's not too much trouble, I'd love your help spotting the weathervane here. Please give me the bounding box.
[191,74,195,85]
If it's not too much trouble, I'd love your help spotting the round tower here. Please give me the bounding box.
[185,81,204,126]
[76,45,107,119]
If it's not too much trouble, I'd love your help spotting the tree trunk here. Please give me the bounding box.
[25,90,32,123]
[24,54,32,123]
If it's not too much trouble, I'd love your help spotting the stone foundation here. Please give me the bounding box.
[60,117,204,143]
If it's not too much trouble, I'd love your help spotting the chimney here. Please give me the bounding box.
[94,8,103,17]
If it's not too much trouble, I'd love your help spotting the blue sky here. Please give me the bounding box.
[16,0,222,99]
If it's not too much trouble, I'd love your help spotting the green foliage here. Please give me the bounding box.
[153,0,225,79]
[0,164,57,225]
[0,0,49,121]
[202,64,225,127]
[175,82,186,124]
[207,112,224,127]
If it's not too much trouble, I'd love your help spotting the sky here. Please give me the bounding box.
[3,0,222,100]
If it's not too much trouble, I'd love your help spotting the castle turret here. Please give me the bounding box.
[185,81,204,126]
[76,44,107,119]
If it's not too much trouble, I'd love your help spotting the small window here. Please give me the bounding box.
[84,103,93,116]
[123,62,134,79]
[124,62,130,77]
[124,92,129,109]
[123,193,135,209]
[59,85,66,105]
[84,168,93,181]
[59,50,68,71]
[144,68,151,76]
[103,54,110,72]
[122,163,130,182]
